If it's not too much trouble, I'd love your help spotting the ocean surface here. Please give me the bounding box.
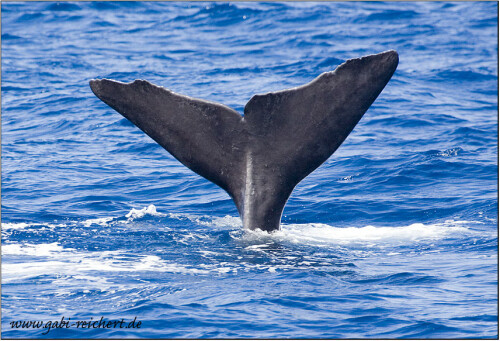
[1,1,498,339]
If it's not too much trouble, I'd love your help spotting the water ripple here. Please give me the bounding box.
[2,2,497,339]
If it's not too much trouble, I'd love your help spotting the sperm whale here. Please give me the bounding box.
[89,50,398,232]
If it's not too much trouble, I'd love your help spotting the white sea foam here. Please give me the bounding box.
[2,242,209,284]
[80,205,165,227]
[3,205,236,236]
[132,207,477,247]
[2,242,68,256]
[166,213,478,246]
[82,217,115,227]
[168,212,242,228]
[206,215,242,228]
[1,208,485,285]
[2,222,32,230]
[126,204,165,220]
[238,219,475,247]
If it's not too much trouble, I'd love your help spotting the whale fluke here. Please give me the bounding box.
[90,50,398,232]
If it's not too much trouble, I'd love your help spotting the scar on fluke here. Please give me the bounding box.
[90,50,399,232]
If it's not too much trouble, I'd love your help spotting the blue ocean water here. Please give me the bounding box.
[1,1,498,338]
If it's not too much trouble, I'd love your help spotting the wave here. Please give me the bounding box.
[117,205,478,245]
[3,204,481,247]
[2,222,66,231]
[277,220,472,245]
[125,204,164,220]
[46,3,81,12]
[117,205,480,244]
[2,1,498,338]
[2,203,484,287]
[2,242,210,285]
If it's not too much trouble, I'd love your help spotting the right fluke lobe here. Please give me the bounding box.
[89,50,399,232]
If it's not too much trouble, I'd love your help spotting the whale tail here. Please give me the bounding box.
[90,50,398,232]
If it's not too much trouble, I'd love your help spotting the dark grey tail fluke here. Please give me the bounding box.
[90,50,398,232]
